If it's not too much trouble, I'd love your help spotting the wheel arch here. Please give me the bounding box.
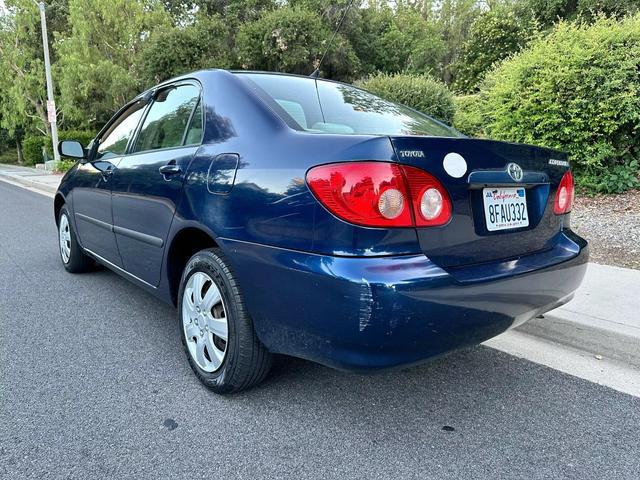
[166,226,219,306]
[54,193,66,226]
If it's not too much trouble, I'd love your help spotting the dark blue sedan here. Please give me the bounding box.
[55,70,588,393]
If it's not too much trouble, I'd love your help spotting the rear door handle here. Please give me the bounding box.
[159,163,181,176]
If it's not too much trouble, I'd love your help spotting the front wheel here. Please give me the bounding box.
[178,248,272,394]
[58,206,93,273]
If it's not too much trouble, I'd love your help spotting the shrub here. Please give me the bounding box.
[453,95,485,137]
[22,135,48,166]
[21,130,95,166]
[462,15,640,193]
[0,150,19,165]
[579,159,640,193]
[356,73,456,125]
[53,159,76,174]
[57,130,96,151]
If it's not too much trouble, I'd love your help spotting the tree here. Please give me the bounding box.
[344,4,394,76]
[522,0,640,27]
[138,14,234,87]
[0,0,70,137]
[55,0,170,129]
[196,0,276,22]
[435,0,484,84]
[375,7,445,75]
[236,6,359,80]
[454,4,537,93]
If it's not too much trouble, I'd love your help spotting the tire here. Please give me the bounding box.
[178,248,272,394]
[58,206,94,273]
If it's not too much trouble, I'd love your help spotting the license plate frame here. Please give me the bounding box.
[482,187,529,232]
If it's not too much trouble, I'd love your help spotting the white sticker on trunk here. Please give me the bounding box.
[443,152,467,178]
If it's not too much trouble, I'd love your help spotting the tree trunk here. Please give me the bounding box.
[34,100,51,137]
[16,140,23,165]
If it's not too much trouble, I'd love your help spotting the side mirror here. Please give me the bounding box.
[58,140,86,160]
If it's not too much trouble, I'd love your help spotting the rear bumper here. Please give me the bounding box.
[219,230,589,371]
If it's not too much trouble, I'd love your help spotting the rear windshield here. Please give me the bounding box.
[236,73,462,138]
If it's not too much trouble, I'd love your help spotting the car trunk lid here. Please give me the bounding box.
[390,136,571,269]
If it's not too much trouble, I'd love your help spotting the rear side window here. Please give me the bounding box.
[96,101,146,159]
[184,100,203,146]
[133,84,200,153]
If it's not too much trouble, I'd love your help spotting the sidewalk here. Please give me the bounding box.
[1,163,638,366]
[0,163,62,196]
[517,262,640,367]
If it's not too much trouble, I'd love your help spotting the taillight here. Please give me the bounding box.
[402,165,452,227]
[553,170,574,215]
[306,161,452,228]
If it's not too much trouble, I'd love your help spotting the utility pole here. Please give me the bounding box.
[36,1,60,162]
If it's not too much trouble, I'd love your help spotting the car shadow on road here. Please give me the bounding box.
[88,265,635,419]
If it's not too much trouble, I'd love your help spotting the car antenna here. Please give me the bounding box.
[310,0,355,78]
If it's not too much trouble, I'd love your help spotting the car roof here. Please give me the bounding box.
[135,69,348,101]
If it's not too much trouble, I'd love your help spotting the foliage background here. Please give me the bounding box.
[0,0,639,191]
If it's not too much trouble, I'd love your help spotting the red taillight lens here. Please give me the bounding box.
[553,170,574,215]
[306,161,452,228]
[306,162,413,227]
[402,165,453,227]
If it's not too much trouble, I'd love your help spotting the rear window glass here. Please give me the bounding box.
[237,73,461,138]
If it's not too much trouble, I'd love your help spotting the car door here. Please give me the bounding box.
[72,100,147,267]
[110,82,203,286]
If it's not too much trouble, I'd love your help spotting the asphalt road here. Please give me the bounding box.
[1,180,639,480]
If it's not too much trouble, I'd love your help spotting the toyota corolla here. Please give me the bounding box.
[54,70,588,393]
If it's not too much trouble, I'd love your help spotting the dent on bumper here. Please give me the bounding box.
[218,232,589,371]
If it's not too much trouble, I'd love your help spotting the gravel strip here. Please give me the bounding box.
[571,190,640,270]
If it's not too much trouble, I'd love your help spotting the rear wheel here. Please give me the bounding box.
[178,248,272,394]
[58,206,93,273]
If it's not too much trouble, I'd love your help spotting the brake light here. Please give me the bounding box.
[306,161,452,228]
[553,170,574,214]
[402,165,452,227]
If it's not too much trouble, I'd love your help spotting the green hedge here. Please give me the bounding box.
[21,130,96,166]
[58,130,95,148]
[457,15,640,192]
[356,73,456,125]
[453,95,485,138]
[22,136,48,166]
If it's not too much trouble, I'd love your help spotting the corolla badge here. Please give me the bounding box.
[506,162,524,182]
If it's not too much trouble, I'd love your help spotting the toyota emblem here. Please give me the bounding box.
[507,163,524,182]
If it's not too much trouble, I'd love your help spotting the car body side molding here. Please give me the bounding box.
[75,212,113,232]
[113,224,164,248]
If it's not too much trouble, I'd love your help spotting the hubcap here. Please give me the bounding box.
[59,214,71,264]
[182,271,228,372]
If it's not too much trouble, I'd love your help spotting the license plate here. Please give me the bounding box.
[483,187,529,232]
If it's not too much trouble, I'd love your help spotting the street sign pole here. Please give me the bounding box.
[38,1,60,162]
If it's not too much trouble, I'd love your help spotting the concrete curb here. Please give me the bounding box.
[0,170,58,196]
[517,313,640,368]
